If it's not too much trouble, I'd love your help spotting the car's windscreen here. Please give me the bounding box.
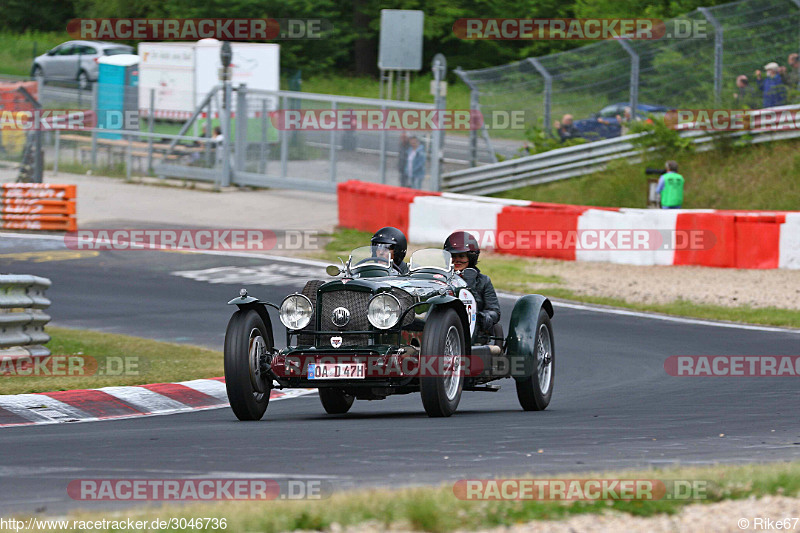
[349,245,392,270]
[104,48,131,56]
[409,249,452,272]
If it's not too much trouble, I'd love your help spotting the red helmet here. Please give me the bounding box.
[443,231,480,268]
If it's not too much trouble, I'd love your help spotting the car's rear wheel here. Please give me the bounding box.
[224,309,272,421]
[420,307,465,417]
[77,70,90,90]
[515,309,554,411]
[318,388,355,414]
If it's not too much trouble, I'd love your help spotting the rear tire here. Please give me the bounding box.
[77,70,90,90]
[318,388,355,414]
[224,309,272,421]
[515,309,554,411]
[420,307,465,417]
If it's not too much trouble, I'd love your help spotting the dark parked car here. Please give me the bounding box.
[223,246,555,418]
[30,41,134,89]
[572,102,672,140]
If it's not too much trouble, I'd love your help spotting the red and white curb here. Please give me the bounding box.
[0,378,316,428]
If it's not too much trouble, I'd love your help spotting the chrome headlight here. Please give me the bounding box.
[279,294,313,330]
[368,293,401,330]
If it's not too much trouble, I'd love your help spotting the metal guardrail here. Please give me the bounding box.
[0,275,52,357]
[442,105,800,195]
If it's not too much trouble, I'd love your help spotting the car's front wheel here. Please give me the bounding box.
[515,309,554,411]
[420,307,465,417]
[31,65,43,80]
[224,309,272,421]
[318,388,355,414]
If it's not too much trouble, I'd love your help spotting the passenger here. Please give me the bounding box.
[443,231,500,336]
[370,226,409,275]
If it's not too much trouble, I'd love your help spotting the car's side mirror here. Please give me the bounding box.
[47,49,56,56]
[326,264,341,276]
[459,267,478,285]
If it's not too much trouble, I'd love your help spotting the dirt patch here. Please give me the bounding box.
[461,495,800,533]
[487,254,800,310]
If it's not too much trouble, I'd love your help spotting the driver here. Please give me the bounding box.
[371,226,409,275]
[443,231,500,336]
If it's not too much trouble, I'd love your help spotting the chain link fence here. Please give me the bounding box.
[456,0,800,162]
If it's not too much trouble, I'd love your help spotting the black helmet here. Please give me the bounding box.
[371,226,407,265]
[443,231,480,268]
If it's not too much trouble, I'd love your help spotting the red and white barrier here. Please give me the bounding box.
[780,213,800,269]
[337,180,800,270]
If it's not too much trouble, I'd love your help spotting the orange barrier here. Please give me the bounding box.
[1,184,77,231]
[0,81,38,112]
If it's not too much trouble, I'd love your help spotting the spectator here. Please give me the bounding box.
[733,75,758,108]
[406,135,426,189]
[616,106,641,136]
[553,114,578,142]
[213,126,226,167]
[786,53,800,90]
[397,132,410,187]
[755,62,787,108]
[656,160,684,209]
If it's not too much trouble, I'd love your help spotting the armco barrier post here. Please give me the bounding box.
[0,275,52,358]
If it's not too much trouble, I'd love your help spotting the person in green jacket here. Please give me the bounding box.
[657,160,684,209]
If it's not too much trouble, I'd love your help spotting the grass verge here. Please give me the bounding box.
[494,138,800,210]
[311,229,800,329]
[2,327,222,395]
[43,462,800,532]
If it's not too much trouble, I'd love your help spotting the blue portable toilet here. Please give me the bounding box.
[97,54,139,139]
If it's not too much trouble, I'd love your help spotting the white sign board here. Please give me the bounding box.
[378,10,424,71]
[138,40,279,120]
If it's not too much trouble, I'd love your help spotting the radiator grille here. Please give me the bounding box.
[298,288,416,347]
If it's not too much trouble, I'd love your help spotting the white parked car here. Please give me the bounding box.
[30,40,134,89]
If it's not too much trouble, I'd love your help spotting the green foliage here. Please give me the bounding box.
[629,117,694,166]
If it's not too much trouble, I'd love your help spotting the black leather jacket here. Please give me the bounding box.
[460,267,500,332]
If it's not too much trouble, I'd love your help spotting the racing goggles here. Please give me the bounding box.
[373,243,394,258]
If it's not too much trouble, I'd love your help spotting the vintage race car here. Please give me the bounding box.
[223,246,554,418]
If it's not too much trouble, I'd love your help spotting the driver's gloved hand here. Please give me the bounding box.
[476,311,492,332]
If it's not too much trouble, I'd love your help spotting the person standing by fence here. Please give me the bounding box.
[756,62,787,108]
[397,132,410,187]
[407,135,426,189]
[656,160,684,209]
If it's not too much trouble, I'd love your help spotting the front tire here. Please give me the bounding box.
[224,309,272,421]
[515,309,554,411]
[319,388,354,414]
[420,307,465,417]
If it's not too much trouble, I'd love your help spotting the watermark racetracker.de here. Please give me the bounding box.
[665,356,800,376]
[67,478,332,500]
[453,478,708,500]
[67,18,332,40]
[1,355,143,377]
[64,229,320,252]
[452,18,708,40]
[462,229,716,252]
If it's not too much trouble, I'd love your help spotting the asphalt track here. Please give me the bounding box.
[1,234,799,515]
